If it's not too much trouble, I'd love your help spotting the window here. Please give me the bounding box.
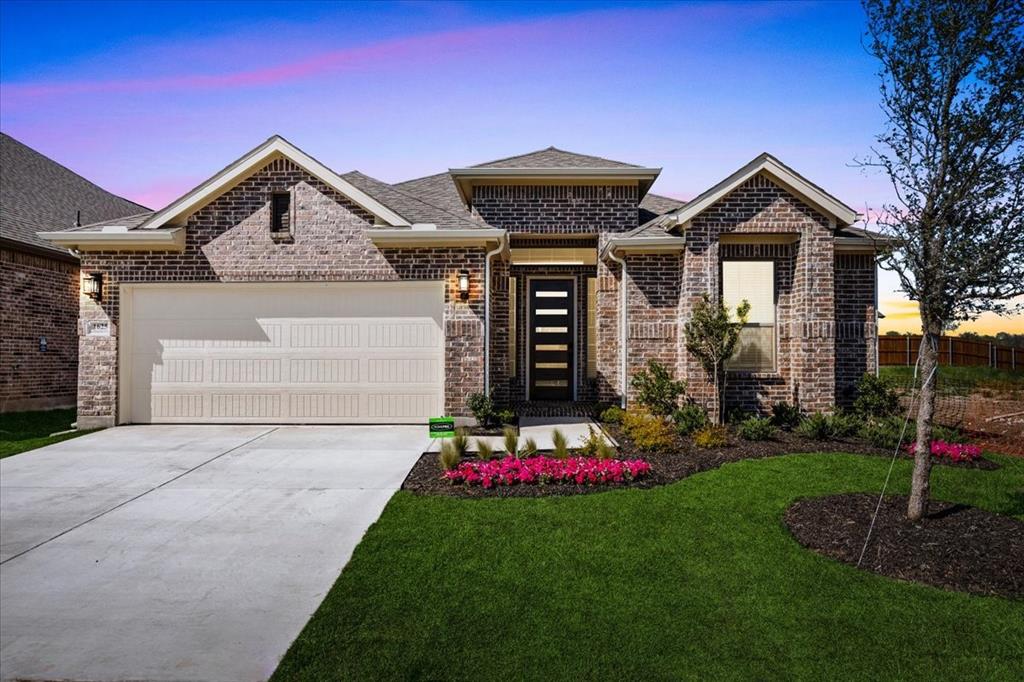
[271,192,291,234]
[587,278,597,379]
[722,260,775,372]
[508,277,517,376]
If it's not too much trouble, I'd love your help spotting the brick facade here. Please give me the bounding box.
[70,158,876,425]
[473,184,637,234]
[75,158,486,427]
[680,173,837,419]
[834,253,877,406]
[1,247,80,412]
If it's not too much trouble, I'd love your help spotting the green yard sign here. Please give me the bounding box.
[429,417,455,439]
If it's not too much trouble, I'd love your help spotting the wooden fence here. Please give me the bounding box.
[878,335,1021,370]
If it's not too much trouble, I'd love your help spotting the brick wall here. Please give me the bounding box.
[835,253,877,406]
[473,185,637,234]
[1,247,80,412]
[76,158,486,427]
[624,252,681,403]
[681,173,836,419]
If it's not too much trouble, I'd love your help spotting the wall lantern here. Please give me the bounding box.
[83,272,103,301]
[458,270,470,300]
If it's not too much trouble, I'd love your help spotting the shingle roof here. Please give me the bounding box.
[393,172,474,218]
[1,133,148,254]
[341,171,488,230]
[469,146,643,169]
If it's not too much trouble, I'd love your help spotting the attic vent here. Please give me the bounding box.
[271,192,291,236]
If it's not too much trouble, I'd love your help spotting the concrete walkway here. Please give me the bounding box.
[425,417,615,453]
[0,425,426,682]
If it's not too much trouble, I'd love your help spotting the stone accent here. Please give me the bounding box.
[835,253,877,406]
[75,158,486,426]
[1,247,80,412]
[473,184,637,234]
[682,173,837,420]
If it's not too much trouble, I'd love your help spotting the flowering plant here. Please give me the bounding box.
[904,439,982,463]
[442,455,651,488]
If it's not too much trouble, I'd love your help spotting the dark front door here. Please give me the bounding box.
[529,279,574,400]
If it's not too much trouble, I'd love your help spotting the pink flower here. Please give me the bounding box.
[442,454,652,488]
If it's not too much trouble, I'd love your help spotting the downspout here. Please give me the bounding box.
[483,233,507,396]
[607,247,628,409]
[873,257,880,377]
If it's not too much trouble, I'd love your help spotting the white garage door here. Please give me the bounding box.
[121,282,445,424]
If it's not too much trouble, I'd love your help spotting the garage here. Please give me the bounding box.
[120,282,445,424]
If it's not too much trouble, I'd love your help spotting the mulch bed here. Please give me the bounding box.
[402,426,998,499]
[785,493,1024,599]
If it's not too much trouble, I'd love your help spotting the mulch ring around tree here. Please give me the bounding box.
[785,493,1024,599]
[403,427,998,499]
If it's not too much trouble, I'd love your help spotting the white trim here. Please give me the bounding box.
[448,167,661,205]
[663,153,859,228]
[368,228,505,247]
[139,136,410,230]
[600,237,685,258]
[38,228,185,251]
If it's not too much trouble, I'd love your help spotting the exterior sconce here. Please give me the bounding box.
[83,272,103,301]
[458,270,470,300]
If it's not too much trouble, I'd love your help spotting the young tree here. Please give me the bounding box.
[684,294,750,424]
[860,0,1024,520]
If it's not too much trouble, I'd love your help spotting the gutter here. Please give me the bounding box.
[368,228,506,247]
[606,247,629,409]
[600,236,685,257]
[483,234,508,396]
[37,228,185,251]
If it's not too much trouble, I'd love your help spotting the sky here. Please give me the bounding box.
[1,0,1020,336]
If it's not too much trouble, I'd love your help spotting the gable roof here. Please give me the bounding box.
[655,153,858,230]
[341,171,490,230]
[470,146,643,169]
[138,135,410,230]
[0,132,148,257]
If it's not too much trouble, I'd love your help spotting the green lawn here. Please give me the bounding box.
[0,409,97,458]
[273,453,1024,681]
[881,365,1024,397]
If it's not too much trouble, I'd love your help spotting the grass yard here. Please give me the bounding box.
[881,364,1024,397]
[273,453,1024,681]
[0,409,96,458]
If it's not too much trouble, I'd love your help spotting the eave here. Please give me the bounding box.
[37,228,186,252]
[367,228,507,249]
[447,167,662,206]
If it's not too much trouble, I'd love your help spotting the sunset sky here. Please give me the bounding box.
[1,0,1020,336]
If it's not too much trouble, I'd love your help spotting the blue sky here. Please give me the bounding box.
[1,0,1019,334]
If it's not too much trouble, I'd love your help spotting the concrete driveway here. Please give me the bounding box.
[0,425,426,682]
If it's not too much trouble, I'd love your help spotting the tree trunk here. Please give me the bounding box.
[907,322,940,521]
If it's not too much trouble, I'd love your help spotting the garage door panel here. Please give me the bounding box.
[125,283,444,424]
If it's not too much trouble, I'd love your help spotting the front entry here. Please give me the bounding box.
[529,278,575,400]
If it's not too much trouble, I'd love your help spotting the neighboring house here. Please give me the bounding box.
[39,136,884,428]
[1,133,147,413]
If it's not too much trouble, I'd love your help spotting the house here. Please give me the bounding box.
[1,133,147,413]
[38,136,883,428]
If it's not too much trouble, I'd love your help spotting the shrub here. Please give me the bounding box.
[853,373,900,418]
[726,406,752,425]
[622,408,676,452]
[630,360,686,416]
[692,424,729,448]
[438,441,460,471]
[672,404,708,436]
[475,439,494,461]
[796,413,859,440]
[551,428,570,459]
[466,392,495,427]
[452,428,470,458]
[578,425,606,458]
[496,408,518,425]
[600,406,625,425]
[521,437,538,458]
[770,401,802,430]
[443,455,651,488]
[933,424,968,443]
[502,426,519,457]
[859,416,914,449]
[738,416,777,441]
[596,439,616,461]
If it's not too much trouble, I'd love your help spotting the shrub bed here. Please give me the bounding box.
[443,455,651,488]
